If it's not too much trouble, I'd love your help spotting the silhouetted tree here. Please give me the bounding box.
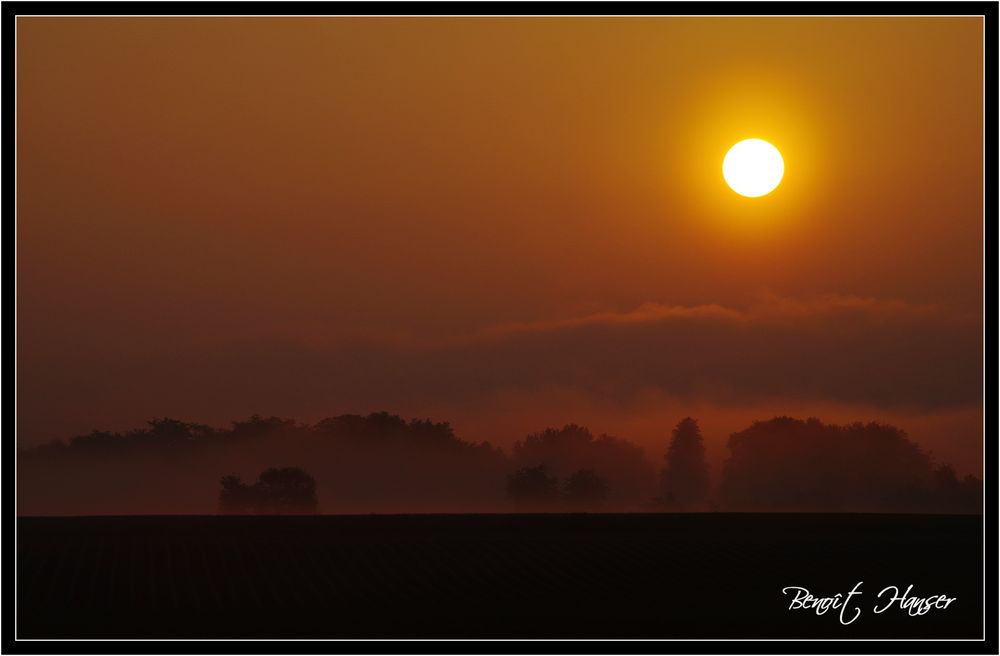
[218,467,318,514]
[931,465,982,513]
[67,430,128,456]
[141,418,215,445]
[720,417,944,512]
[230,415,299,440]
[513,424,656,507]
[564,469,609,509]
[660,417,710,510]
[957,474,983,513]
[313,412,463,451]
[218,475,255,514]
[506,464,559,507]
[255,467,319,514]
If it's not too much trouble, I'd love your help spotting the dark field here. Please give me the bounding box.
[16,513,983,640]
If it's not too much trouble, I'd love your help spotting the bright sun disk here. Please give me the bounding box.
[722,139,784,197]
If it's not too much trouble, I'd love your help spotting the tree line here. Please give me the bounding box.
[502,416,980,514]
[18,411,982,515]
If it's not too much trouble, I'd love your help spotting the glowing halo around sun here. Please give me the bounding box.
[722,139,784,197]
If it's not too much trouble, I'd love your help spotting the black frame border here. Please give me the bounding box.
[4,2,995,654]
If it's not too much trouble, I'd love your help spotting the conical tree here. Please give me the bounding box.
[661,417,710,509]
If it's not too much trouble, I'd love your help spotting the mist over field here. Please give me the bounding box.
[18,412,981,516]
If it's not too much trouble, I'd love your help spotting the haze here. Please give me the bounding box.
[17,17,983,475]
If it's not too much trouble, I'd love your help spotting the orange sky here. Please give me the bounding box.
[16,17,984,473]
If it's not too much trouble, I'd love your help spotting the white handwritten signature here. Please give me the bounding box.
[782,582,956,625]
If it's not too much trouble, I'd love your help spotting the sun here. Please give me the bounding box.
[722,139,784,197]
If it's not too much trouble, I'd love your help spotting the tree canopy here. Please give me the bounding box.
[719,417,980,513]
[220,467,318,514]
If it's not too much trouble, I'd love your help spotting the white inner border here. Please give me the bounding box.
[9,12,990,645]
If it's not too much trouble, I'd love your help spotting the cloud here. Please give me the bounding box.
[472,302,743,341]
[470,293,947,339]
[176,292,979,413]
[398,293,980,409]
[17,293,981,448]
